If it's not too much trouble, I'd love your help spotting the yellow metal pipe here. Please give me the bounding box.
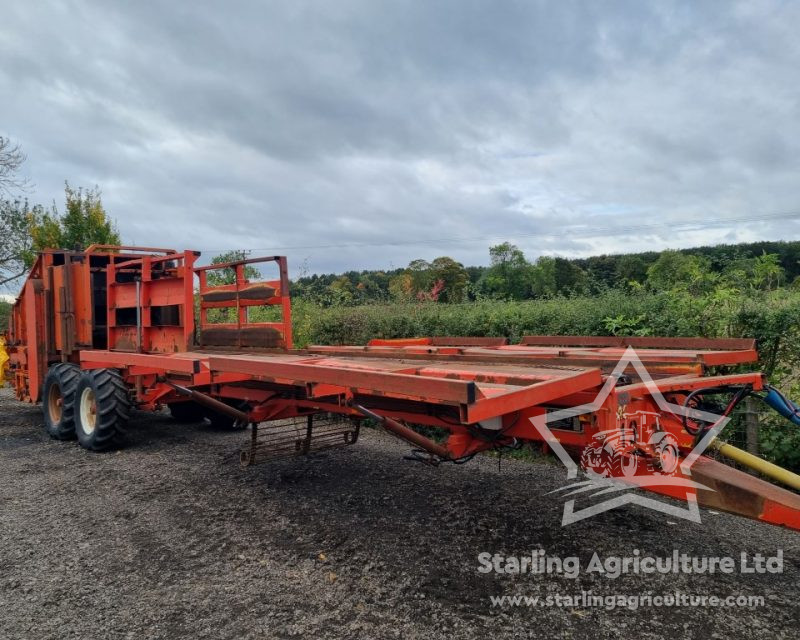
[708,439,800,491]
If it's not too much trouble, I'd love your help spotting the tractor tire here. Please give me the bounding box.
[580,444,611,477]
[42,363,81,440]
[580,440,637,478]
[168,401,207,423]
[647,431,680,475]
[74,369,132,451]
[610,452,639,478]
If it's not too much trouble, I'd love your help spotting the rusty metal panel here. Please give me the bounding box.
[70,259,93,347]
[690,456,800,529]
[50,264,76,356]
[111,276,189,308]
[80,349,203,374]
[367,336,509,347]
[305,344,705,379]
[22,279,45,402]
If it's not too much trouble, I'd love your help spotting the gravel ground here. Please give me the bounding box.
[0,386,798,639]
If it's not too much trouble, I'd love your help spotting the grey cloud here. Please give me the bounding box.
[1,0,799,278]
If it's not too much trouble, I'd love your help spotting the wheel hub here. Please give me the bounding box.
[80,387,97,434]
[47,384,63,423]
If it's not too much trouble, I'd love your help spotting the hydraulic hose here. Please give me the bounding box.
[682,386,750,436]
[761,386,800,427]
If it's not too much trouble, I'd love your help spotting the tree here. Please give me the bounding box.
[752,252,784,291]
[614,254,649,288]
[0,300,10,328]
[327,275,355,304]
[0,199,42,287]
[416,278,445,302]
[646,250,715,295]
[207,250,262,287]
[29,183,120,252]
[407,259,433,294]
[478,242,532,299]
[429,256,469,302]
[0,136,27,195]
[530,256,557,297]
[0,136,33,289]
[388,273,414,301]
[389,257,470,303]
[554,257,588,295]
[353,273,384,303]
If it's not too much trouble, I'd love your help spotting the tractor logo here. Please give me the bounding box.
[580,414,680,479]
[529,347,726,526]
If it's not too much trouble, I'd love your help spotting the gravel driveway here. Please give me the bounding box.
[0,387,797,639]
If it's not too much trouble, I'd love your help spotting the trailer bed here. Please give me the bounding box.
[81,348,604,423]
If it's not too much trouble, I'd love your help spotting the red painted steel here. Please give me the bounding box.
[519,335,756,350]
[106,251,197,353]
[195,255,292,349]
[4,244,800,532]
[207,352,603,423]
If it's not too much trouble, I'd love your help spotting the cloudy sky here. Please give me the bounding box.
[1,0,799,276]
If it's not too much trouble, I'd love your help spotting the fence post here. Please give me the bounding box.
[744,396,760,466]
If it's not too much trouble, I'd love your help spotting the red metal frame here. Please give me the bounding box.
[5,244,800,533]
[195,255,292,349]
[206,352,603,423]
[106,250,197,353]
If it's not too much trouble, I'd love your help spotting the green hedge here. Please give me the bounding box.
[293,291,800,370]
[288,291,800,472]
[291,291,800,382]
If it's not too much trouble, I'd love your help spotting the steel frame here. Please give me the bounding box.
[5,245,800,532]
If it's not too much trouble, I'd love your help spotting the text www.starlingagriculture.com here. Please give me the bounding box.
[489,592,764,611]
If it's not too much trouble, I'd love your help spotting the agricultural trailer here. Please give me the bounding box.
[4,245,800,532]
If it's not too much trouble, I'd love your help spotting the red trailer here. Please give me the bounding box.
[4,245,800,531]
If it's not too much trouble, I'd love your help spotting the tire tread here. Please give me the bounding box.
[42,363,81,440]
[75,368,132,451]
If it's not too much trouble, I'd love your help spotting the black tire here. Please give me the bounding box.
[208,400,249,430]
[74,369,132,451]
[42,363,81,440]
[168,401,207,423]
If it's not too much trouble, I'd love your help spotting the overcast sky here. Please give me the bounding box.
[2,0,799,276]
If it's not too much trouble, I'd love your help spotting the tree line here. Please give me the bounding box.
[292,239,798,306]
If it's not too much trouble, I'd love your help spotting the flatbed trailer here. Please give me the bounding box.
[4,245,800,531]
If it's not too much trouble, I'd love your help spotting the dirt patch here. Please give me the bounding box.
[0,387,797,639]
